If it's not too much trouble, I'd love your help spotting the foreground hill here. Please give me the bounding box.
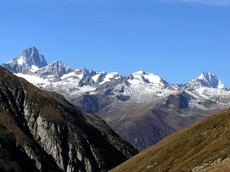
[3,47,230,151]
[0,67,138,172]
[111,108,230,172]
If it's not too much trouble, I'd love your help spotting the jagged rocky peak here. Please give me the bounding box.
[187,71,224,89]
[36,60,74,78]
[10,46,47,68]
[18,46,47,67]
[50,60,73,73]
[3,47,48,73]
[74,67,97,77]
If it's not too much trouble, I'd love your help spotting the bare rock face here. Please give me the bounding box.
[0,67,138,172]
[2,47,48,73]
[34,60,74,81]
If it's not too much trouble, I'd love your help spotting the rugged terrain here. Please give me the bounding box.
[3,47,230,150]
[111,107,230,172]
[0,66,138,172]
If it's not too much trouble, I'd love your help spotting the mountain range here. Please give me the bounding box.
[3,47,230,151]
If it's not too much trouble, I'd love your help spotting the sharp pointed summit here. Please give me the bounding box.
[3,47,48,73]
[187,71,224,89]
[18,46,47,68]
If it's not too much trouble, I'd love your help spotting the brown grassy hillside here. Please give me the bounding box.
[111,108,230,172]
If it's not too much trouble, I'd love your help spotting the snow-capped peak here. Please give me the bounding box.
[133,70,146,75]
[92,71,121,85]
[129,71,169,88]
[187,71,224,89]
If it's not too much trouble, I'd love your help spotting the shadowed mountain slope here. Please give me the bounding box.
[111,108,230,172]
[0,66,138,172]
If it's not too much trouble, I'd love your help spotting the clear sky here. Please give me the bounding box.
[1,0,230,87]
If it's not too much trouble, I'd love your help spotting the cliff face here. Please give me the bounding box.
[0,67,138,172]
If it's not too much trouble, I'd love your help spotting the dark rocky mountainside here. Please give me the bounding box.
[111,107,230,172]
[0,67,138,172]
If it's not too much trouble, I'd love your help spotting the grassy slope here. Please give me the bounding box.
[111,108,230,172]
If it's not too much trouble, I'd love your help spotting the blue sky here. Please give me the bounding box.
[1,0,230,87]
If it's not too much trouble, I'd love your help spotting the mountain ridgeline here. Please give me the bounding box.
[3,47,230,151]
[0,66,138,172]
